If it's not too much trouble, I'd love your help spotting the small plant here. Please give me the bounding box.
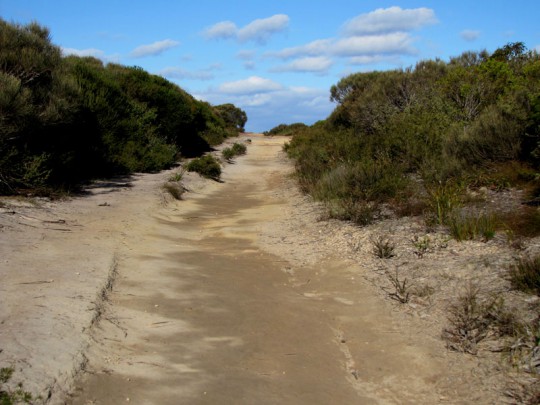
[0,367,34,404]
[162,182,184,200]
[185,155,221,180]
[442,283,505,354]
[386,269,411,303]
[509,254,540,296]
[372,235,395,259]
[168,169,185,182]
[425,181,462,226]
[412,235,431,258]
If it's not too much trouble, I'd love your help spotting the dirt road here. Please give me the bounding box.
[64,134,476,404]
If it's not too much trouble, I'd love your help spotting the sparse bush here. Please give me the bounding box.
[162,182,184,200]
[386,269,411,303]
[442,283,510,354]
[323,199,377,226]
[185,155,221,180]
[372,236,395,258]
[509,254,540,295]
[169,169,185,182]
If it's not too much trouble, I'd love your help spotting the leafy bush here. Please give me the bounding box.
[286,42,540,232]
[0,19,244,194]
[185,155,221,180]
[222,142,247,162]
[265,122,308,136]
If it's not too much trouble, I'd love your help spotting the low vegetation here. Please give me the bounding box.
[285,42,540,241]
[264,123,308,136]
[509,254,540,295]
[185,155,222,180]
[0,367,35,404]
[0,19,246,195]
[222,142,247,162]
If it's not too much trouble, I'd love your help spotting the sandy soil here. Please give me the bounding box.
[0,134,535,404]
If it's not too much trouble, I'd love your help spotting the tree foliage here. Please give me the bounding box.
[0,19,244,194]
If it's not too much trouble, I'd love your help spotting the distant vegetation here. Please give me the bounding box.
[285,42,540,237]
[264,123,308,136]
[0,19,246,195]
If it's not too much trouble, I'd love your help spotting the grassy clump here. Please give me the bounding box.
[185,155,221,180]
[222,142,247,162]
[162,182,184,200]
[448,211,498,241]
[0,367,34,404]
[509,255,540,295]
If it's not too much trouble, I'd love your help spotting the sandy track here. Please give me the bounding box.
[2,134,503,404]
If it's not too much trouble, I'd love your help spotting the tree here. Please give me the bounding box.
[214,103,247,132]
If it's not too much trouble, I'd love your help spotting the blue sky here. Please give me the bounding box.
[1,1,539,132]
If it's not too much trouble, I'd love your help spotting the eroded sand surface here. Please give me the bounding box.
[1,134,504,404]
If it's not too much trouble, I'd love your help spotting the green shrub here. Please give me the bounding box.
[425,182,463,226]
[448,211,498,241]
[323,199,377,226]
[509,255,540,295]
[231,142,247,155]
[185,155,221,180]
[222,142,247,162]
[221,147,235,161]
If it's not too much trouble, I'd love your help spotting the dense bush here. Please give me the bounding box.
[265,123,308,136]
[185,155,222,180]
[0,19,245,194]
[286,42,540,229]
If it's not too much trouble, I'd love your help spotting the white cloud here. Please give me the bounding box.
[333,33,416,56]
[269,39,332,59]
[129,39,180,58]
[460,29,481,42]
[218,76,283,95]
[268,32,415,61]
[158,67,214,81]
[343,6,437,36]
[203,14,289,43]
[203,21,237,39]
[237,14,289,43]
[348,55,401,65]
[272,56,333,74]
